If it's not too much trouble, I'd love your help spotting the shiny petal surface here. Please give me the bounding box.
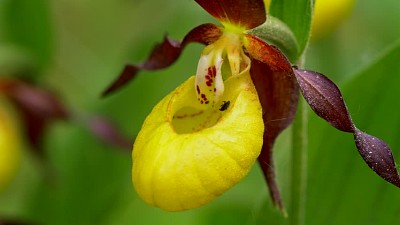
[132,72,264,211]
[294,69,400,188]
[195,0,266,29]
[250,59,299,211]
[354,129,400,187]
[294,69,354,132]
[102,23,222,96]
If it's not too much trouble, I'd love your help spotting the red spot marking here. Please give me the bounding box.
[196,85,200,94]
[208,66,217,78]
[205,101,209,104]
[204,66,217,87]
[214,88,216,92]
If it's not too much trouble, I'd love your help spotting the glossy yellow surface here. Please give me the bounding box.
[132,72,264,211]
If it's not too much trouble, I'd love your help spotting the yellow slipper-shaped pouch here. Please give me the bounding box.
[132,71,264,211]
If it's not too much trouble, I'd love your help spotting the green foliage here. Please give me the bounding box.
[306,41,400,225]
[249,16,299,62]
[2,0,53,74]
[270,0,313,57]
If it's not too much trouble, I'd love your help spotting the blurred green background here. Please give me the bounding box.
[1,0,400,225]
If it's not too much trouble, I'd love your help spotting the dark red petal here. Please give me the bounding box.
[354,129,400,187]
[245,34,293,74]
[250,59,299,211]
[195,0,266,29]
[246,36,299,211]
[294,69,400,188]
[293,69,354,132]
[181,23,223,46]
[102,23,222,96]
[0,79,69,151]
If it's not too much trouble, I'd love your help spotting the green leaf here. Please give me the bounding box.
[270,0,313,58]
[306,41,400,224]
[248,16,299,62]
[2,0,54,73]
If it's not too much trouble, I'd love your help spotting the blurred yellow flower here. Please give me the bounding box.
[312,0,355,39]
[0,98,21,192]
[264,0,356,39]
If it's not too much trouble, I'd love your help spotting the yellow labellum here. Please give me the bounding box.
[132,72,264,211]
[0,98,21,192]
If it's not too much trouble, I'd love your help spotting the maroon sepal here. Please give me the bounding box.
[245,35,293,74]
[354,129,400,187]
[294,69,400,188]
[250,58,299,211]
[0,79,69,151]
[293,69,354,132]
[102,23,222,96]
[246,35,299,211]
[195,0,266,29]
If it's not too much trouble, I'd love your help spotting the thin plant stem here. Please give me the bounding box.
[289,96,308,225]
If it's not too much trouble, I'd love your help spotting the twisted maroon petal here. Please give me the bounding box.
[250,57,299,210]
[102,23,222,96]
[195,0,266,29]
[354,129,400,187]
[294,69,400,188]
[294,70,354,132]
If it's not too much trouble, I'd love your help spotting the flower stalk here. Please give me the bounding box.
[290,97,308,225]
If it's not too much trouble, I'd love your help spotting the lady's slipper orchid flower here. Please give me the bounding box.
[103,0,400,212]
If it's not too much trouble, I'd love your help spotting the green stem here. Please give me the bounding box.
[290,96,308,225]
